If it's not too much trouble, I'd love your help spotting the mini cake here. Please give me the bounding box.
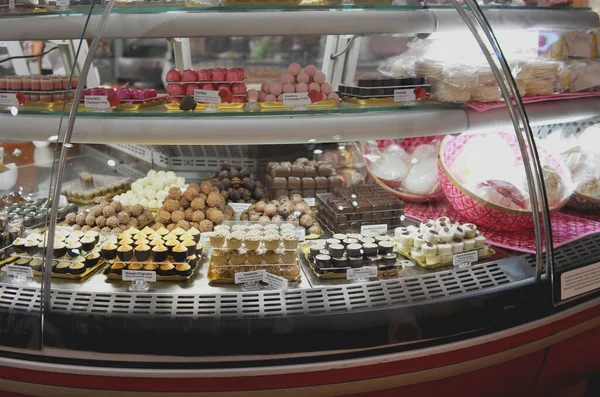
[158,263,175,276]
[183,239,197,256]
[152,244,168,262]
[29,258,43,272]
[144,263,159,272]
[128,263,143,271]
[211,249,229,266]
[25,240,40,256]
[175,263,192,277]
[165,239,179,256]
[80,235,96,251]
[282,250,296,264]
[69,262,86,275]
[209,233,226,248]
[66,241,82,257]
[244,234,261,250]
[117,244,134,261]
[230,250,247,265]
[85,252,100,267]
[246,250,263,265]
[263,235,280,250]
[53,241,67,257]
[226,232,243,250]
[55,261,71,274]
[12,238,26,253]
[282,233,299,249]
[265,250,281,264]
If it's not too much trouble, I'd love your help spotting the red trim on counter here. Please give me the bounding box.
[2,304,600,392]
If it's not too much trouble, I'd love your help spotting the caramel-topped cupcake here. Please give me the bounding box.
[117,244,133,261]
[152,244,168,262]
[135,244,151,261]
[101,241,118,260]
[171,243,188,262]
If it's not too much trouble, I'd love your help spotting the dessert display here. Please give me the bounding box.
[112,170,186,210]
[60,173,131,204]
[64,196,154,234]
[266,158,342,199]
[101,226,204,281]
[0,74,78,104]
[316,143,367,188]
[0,194,77,228]
[362,136,445,202]
[394,217,494,269]
[239,195,323,238]
[80,87,164,110]
[301,232,402,279]
[207,222,301,283]
[1,228,108,280]
[439,132,573,231]
[154,181,234,233]
[249,63,339,105]
[212,163,267,203]
[317,185,404,233]
[339,76,429,105]
[166,67,248,105]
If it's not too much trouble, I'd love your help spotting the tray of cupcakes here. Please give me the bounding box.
[394,217,494,269]
[101,226,205,281]
[3,228,108,280]
[301,232,403,279]
[207,222,302,283]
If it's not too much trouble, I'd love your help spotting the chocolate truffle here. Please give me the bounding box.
[315,176,328,189]
[290,165,304,177]
[304,166,317,178]
[318,165,334,176]
[273,177,287,189]
[288,177,302,189]
[273,166,290,177]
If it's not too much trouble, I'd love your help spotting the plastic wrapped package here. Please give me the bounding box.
[470,84,502,103]
[441,65,480,89]
[523,78,554,96]
[413,59,444,80]
[432,81,471,103]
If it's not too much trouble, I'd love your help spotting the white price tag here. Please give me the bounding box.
[394,89,416,102]
[193,89,221,104]
[8,0,15,8]
[5,265,33,278]
[295,227,306,242]
[347,266,378,280]
[360,224,388,235]
[304,197,316,207]
[235,269,265,284]
[0,93,18,106]
[263,272,288,290]
[282,93,311,106]
[122,270,156,282]
[229,203,251,212]
[561,261,600,300]
[56,0,70,7]
[453,251,478,268]
[84,95,110,110]
[400,260,415,267]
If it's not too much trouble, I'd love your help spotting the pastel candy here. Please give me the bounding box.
[288,63,302,76]
[320,82,333,95]
[313,71,326,84]
[328,92,340,101]
[270,82,283,96]
[308,83,320,92]
[281,73,295,84]
[296,82,308,93]
[297,72,310,84]
[304,64,318,77]
[264,94,277,102]
[283,83,295,93]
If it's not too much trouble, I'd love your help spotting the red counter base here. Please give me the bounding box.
[2,299,600,397]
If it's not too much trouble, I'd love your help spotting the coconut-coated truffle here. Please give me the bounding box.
[117,211,130,224]
[191,211,205,223]
[188,183,200,191]
[200,181,213,195]
[102,206,116,218]
[110,201,123,212]
[198,219,214,232]
[106,216,120,228]
[184,208,195,221]
[85,214,96,227]
[65,213,77,224]
[176,220,190,230]
[157,209,171,224]
[81,225,91,232]
[183,188,199,202]
[191,197,205,211]
[127,218,139,228]
[137,213,149,225]
[130,204,144,217]
[179,197,189,209]
[162,199,181,213]
[101,226,112,233]
[206,207,224,225]
[171,210,185,223]
[152,222,165,231]
[168,187,182,201]
[167,223,176,232]
[76,213,86,226]
[95,215,107,227]
[206,191,222,208]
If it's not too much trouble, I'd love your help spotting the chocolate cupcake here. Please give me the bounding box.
[80,235,96,251]
[55,261,71,274]
[134,244,151,261]
[143,263,159,272]
[85,230,100,244]
[158,263,175,276]
[25,240,40,256]
[186,227,201,243]
[69,262,86,275]
[84,252,100,267]
[362,243,378,256]
[152,244,168,262]
[183,239,197,256]
[117,244,134,261]
[332,256,349,268]
[377,241,394,255]
[328,243,345,258]
[29,258,43,272]
[101,242,118,260]
[175,263,192,277]
[171,243,188,262]
[66,241,82,257]
[110,262,126,275]
[12,237,26,254]
[53,241,67,258]
[187,255,198,268]
[165,239,178,256]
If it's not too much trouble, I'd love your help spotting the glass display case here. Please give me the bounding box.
[2,2,600,396]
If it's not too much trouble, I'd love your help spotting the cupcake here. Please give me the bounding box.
[134,244,151,261]
[101,242,118,260]
[211,249,229,266]
[80,235,96,251]
[134,238,149,247]
[230,250,247,265]
[175,263,193,277]
[171,227,186,238]
[117,244,134,261]
[282,250,296,264]
[53,241,67,257]
[118,232,131,242]
[243,234,261,250]
[133,231,146,241]
[29,258,43,272]
[185,227,201,242]
[141,226,154,235]
[143,263,159,272]
[246,250,263,265]
[84,252,100,267]
[213,225,230,234]
[165,239,179,256]
[265,250,281,264]
[69,262,86,275]
[282,233,299,249]
[226,232,243,250]
[155,227,169,237]
[110,262,126,275]
[149,238,163,247]
[158,263,175,276]
[171,243,188,262]
[263,235,280,250]
[85,230,100,244]
[16,257,31,267]
[152,244,168,262]
[55,261,71,274]
[183,239,197,256]
[66,241,82,257]
[120,238,134,246]
[25,240,40,255]
[128,263,143,271]
[209,233,226,248]
[12,237,26,253]
[187,255,198,268]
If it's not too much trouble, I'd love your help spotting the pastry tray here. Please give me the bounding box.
[300,243,402,279]
[61,174,131,204]
[257,99,338,110]
[1,254,106,281]
[342,96,430,106]
[207,261,301,283]
[79,97,166,112]
[220,0,302,5]
[163,101,246,111]
[396,246,496,269]
[103,243,205,282]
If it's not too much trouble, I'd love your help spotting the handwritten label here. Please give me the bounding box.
[263,272,288,290]
[194,89,221,104]
[304,197,316,207]
[360,224,388,235]
[6,265,33,278]
[0,93,18,106]
[235,269,265,284]
[561,261,600,300]
[122,270,156,282]
[229,203,251,213]
[347,266,378,280]
[295,227,306,242]
[282,93,311,106]
[84,95,110,109]
[394,89,416,102]
[453,250,478,268]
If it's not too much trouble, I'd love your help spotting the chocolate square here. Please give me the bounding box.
[273,166,290,177]
[288,177,302,189]
[328,176,343,189]
[334,203,354,214]
[289,189,302,196]
[267,162,280,172]
[290,165,304,178]
[272,177,287,189]
[370,201,389,211]
[352,201,372,213]
[274,189,289,199]
[304,166,317,178]
[302,177,316,189]
[318,165,334,176]
[315,176,328,189]
[316,189,328,194]
[302,189,315,198]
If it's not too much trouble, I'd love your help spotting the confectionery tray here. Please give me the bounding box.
[342,96,431,107]
[163,102,246,111]
[0,254,107,281]
[79,97,166,112]
[396,246,496,269]
[61,174,131,204]
[207,262,301,283]
[257,99,338,110]
[23,100,71,110]
[103,243,205,282]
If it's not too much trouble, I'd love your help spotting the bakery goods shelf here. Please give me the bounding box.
[0,8,596,40]
[2,97,599,145]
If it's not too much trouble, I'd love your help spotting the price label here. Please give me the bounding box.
[347,266,378,280]
[394,89,416,102]
[295,227,306,242]
[400,260,415,267]
[5,265,33,278]
[263,272,288,290]
[282,93,311,106]
[0,93,18,106]
[561,261,600,300]
[122,270,156,282]
[56,0,70,7]
[304,197,316,207]
[234,269,265,284]
[453,250,478,268]
[229,203,251,213]
[194,89,221,104]
[360,224,388,235]
[8,0,15,8]
[84,95,110,110]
